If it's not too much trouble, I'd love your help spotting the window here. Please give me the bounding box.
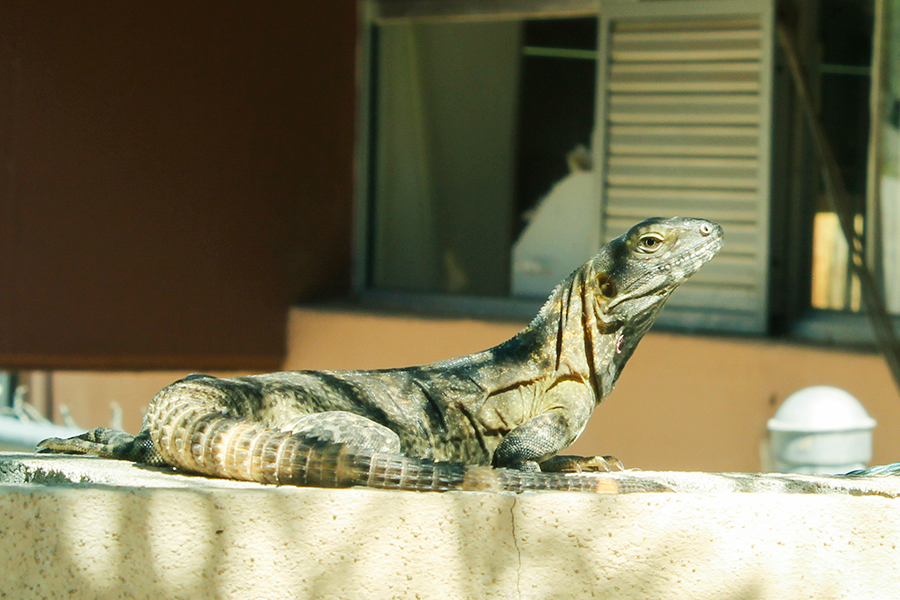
[356,0,889,344]
[359,6,599,303]
[808,0,873,315]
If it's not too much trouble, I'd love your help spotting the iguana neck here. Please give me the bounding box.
[483,250,676,402]
[520,261,623,400]
[463,262,620,402]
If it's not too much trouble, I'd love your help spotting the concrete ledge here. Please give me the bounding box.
[3,453,900,599]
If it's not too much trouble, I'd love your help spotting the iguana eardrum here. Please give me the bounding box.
[38,217,722,493]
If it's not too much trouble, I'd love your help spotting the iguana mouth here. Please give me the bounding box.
[656,234,723,276]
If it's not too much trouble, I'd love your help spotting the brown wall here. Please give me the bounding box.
[0,2,355,369]
[50,308,900,473]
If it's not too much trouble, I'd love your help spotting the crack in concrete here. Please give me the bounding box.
[510,494,522,598]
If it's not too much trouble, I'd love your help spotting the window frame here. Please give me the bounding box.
[353,0,602,300]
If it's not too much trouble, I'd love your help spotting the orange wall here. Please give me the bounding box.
[48,307,900,473]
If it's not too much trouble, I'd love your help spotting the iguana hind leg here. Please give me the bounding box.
[280,411,402,454]
[35,427,165,465]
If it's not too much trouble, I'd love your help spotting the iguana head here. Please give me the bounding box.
[511,217,722,392]
[594,216,723,321]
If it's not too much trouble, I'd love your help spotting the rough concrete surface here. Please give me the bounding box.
[2,453,900,600]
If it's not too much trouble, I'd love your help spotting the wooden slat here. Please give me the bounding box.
[611,49,762,62]
[616,210,758,225]
[685,272,759,288]
[607,188,759,202]
[672,279,760,293]
[609,70,760,81]
[609,156,758,168]
[606,204,759,227]
[611,62,760,74]
[606,175,758,189]
[610,71,759,81]
[609,143,759,157]
[612,29,760,43]
[605,206,758,225]
[605,201,760,220]
[666,288,759,311]
[609,124,757,136]
[713,253,762,265]
[609,113,760,125]
[608,81,760,93]
[717,244,762,258]
[614,17,759,32]
[611,93,760,103]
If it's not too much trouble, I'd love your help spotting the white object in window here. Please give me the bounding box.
[512,150,599,298]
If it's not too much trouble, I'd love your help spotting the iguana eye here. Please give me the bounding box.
[637,233,665,253]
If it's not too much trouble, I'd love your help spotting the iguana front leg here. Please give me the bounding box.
[491,410,573,471]
[491,415,624,473]
[490,380,618,472]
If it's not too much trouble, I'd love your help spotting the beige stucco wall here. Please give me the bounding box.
[46,307,900,472]
[3,453,900,600]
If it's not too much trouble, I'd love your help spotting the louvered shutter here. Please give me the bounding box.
[594,0,774,333]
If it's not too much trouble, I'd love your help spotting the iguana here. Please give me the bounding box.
[38,217,723,493]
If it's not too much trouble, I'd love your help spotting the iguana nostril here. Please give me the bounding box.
[700,223,713,236]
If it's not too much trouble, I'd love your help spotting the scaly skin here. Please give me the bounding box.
[39,217,722,493]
